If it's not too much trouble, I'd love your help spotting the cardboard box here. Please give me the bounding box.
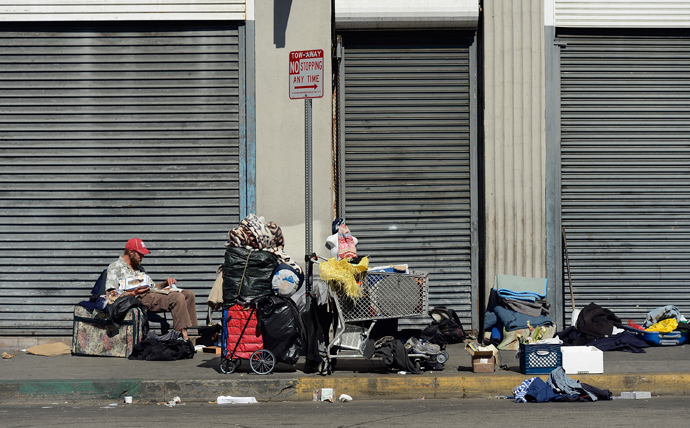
[561,346,603,374]
[202,346,221,354]
[472,355,496,373]
[465,343,497,373]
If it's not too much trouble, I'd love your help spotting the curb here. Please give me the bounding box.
[1,373,689,403]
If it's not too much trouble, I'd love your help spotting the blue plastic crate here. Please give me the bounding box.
[519,343,562,375]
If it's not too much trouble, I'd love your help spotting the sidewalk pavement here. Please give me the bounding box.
[1,340,688,404]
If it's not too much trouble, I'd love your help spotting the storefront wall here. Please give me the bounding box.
[0,2,246,339]
[483,0,549,325]
[253,1,333,268]
[334,1,480,329]
[548,0,690,325]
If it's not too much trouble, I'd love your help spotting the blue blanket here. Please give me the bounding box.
[493,306,553,331]
[494,274,547,303]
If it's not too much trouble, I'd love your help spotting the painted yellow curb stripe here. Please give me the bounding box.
[295,373,690,400]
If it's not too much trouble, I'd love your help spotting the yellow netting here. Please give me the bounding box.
[318,257,369,299]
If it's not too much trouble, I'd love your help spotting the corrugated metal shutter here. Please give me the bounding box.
[560,31,690,322]
[0,1,246,22]
[0,21,242,336]
[341,31,474,327]
[335,0,480,29]
[554,1,690,28]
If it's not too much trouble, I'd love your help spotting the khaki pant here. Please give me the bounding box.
[139,289,198,331]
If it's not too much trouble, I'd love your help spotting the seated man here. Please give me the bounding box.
[105,238,197,340]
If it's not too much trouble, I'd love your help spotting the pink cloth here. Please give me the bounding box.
[337,224,357,260]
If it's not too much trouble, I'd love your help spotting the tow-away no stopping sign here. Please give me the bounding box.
[289,49,324,100]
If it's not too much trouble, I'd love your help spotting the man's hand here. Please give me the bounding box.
[155,278,177,290]
[126,285,150,296]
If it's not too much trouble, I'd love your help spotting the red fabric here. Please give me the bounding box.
[627,319,644,330]
[223,304,263,359]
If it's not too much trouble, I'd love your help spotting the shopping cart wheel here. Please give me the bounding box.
[250,349,275,375]
[220,358,240,374]
[317,357,332,375]
[413,359,422,372]
[436,350,449,365]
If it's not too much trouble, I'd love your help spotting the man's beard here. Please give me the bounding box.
[129,253,142,270]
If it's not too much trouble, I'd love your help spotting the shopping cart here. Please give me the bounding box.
[321,270,446,373]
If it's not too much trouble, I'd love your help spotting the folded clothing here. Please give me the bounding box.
[503,297,550,317]
[494,275,547,303]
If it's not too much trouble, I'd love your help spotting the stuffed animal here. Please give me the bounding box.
[325,218,358,260]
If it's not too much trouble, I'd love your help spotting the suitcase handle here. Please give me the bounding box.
[659,333,681,339]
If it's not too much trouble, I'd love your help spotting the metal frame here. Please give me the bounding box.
[469,32,480,332]
[239,21,256,219]
[544,24,564,330]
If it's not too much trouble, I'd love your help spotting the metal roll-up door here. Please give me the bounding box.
[340,31,475,327]
[560,31,690,322]
[0,21,243,336]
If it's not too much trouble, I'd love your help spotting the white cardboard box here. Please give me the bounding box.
[561,346,604,374]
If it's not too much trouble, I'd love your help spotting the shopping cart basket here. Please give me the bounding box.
[322,270,433,373]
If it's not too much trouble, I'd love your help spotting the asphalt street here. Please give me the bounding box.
[0,397,686,428]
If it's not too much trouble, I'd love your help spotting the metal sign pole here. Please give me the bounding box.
[305,98,313,256]
[305,98,313,314]
[289,49,321,359]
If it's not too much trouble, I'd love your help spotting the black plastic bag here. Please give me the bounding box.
[256,295,305,365]
[128,337,195,361]
[420,323,448,349]
[108,295,146,324]
[223,247,279,304]
[420,307,465,347]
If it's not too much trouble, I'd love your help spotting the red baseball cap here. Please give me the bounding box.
[125,238,151,255]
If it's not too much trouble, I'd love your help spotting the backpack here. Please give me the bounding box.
[421,307,465,348]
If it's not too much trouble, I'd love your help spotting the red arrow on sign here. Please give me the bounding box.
[295,84,318,89]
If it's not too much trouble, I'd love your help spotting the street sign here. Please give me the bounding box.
[289,49,324,99]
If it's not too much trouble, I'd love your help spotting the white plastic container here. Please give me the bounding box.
[217,396,258,404]
[561,346,603,374]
